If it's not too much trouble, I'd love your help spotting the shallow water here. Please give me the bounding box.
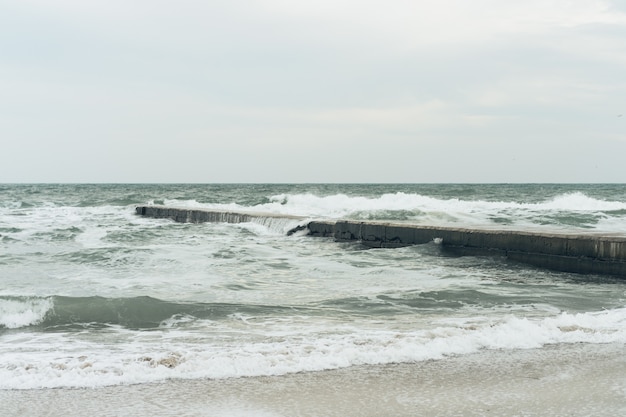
[2,344,625,417]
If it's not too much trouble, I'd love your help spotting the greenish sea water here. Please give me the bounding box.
[1,183,626,391]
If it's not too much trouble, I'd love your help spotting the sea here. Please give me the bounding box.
[1,183,626,416]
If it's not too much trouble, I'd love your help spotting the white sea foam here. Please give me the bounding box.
[2,307,625,389]
[267,191,626,217]
[249,217,309,235]
[0,297,53,329]
[161,192,626,231]
[540,192,626,211]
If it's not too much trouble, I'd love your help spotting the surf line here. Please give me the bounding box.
[136,205,626,278]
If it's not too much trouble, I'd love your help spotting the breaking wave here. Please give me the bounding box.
[2,304,626,389]
[163,191,626,231]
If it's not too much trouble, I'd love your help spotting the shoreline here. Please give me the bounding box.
[3,343,625,416]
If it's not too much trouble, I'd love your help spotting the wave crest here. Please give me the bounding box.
[0,296,53,329]
[163,191,626,231]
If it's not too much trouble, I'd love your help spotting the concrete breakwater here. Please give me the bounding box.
[136,205,626,278]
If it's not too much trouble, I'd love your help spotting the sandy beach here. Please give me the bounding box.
[2,343,625,417]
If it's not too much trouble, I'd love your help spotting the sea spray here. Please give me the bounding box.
[0,296,53,329]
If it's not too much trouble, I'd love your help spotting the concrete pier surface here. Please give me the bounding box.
[136,205,626,278]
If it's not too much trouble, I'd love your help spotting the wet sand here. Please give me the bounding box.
[3,343,625,417]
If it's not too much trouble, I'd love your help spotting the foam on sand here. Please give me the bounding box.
[2,343,624,417]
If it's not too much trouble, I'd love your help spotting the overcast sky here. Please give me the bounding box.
[1,0,625,183]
